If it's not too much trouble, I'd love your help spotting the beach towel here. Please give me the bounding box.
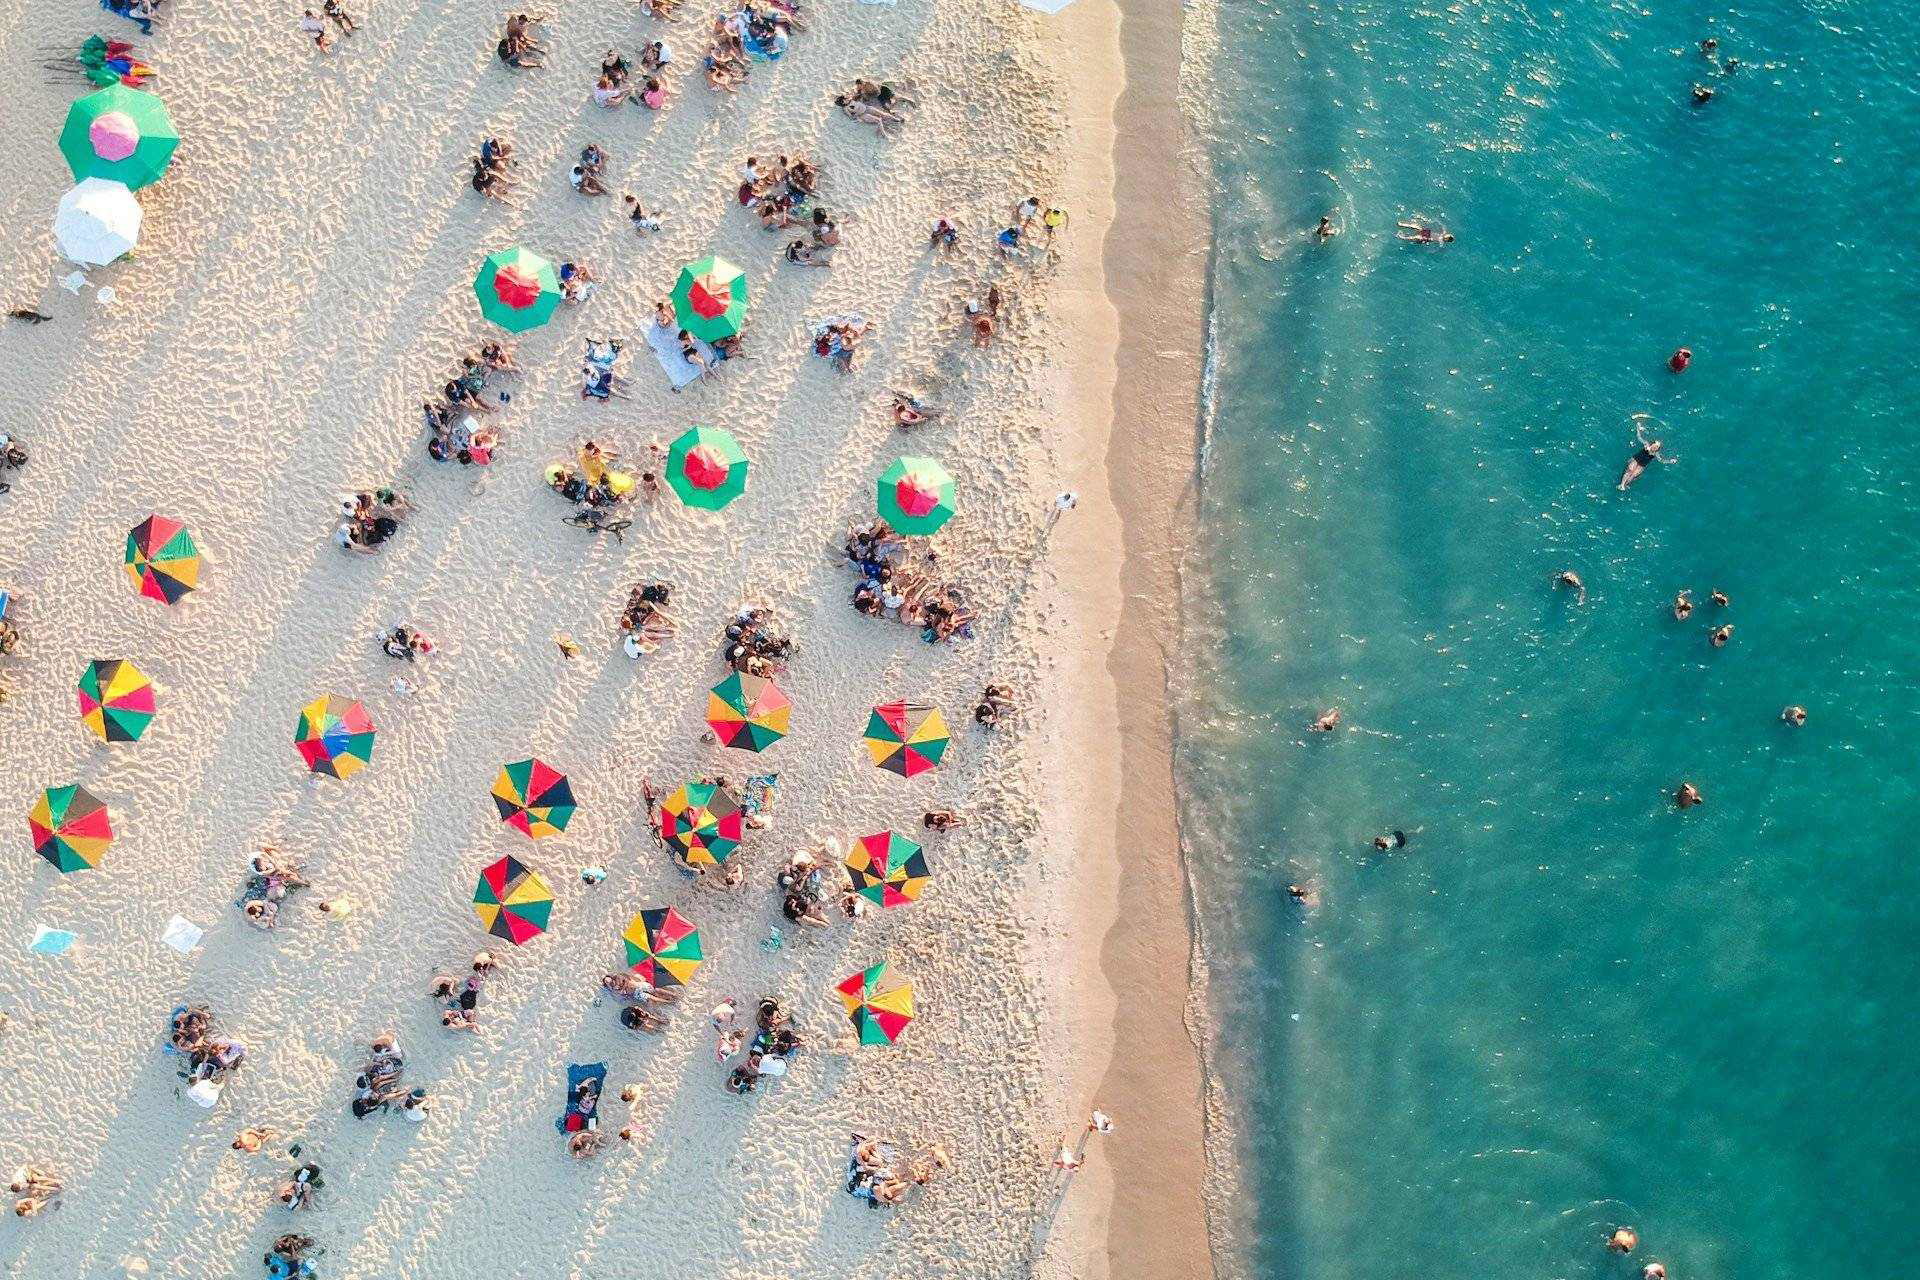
[645,322,713,391]
[556,1062,607,1133]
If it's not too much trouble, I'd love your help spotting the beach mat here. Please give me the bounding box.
[646,323,713,391]
[556,1061,607,1133]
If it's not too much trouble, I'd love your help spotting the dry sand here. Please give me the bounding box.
[0,0,1210,1276]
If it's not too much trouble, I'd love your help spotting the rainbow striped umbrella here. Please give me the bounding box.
[658,781,743,867]
[76,658,156,743]
[621,907,703,987]
[474,246,563,332]
[124,514,200,604]
[293,695,375,779]
[877,457,955,535]
[670,255,749,341]
[835,962,915,1045]
[705,672,789,751]
[491,758,576,839]
[845,831,930,908]
[29,784,113,873]
[862,701,950,777]
[473,855,554,945]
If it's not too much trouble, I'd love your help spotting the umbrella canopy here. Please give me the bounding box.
[491,758,576,839]
[59,84,178,189]
[877,457,956,536]
[473,855,553,945]
[29,784,113,873]
[56,177,141,266]
[845,831,931,908]
[665,426,749,510]
[705,672,790,751]
[76,658,156,743]
[621,907,704,987]
[658,781,743,866]
[293,695,375,779]
[835,962,915,1045]
[671,255,749,341]
[123,514,199,604]
[474,246,563,332]
[862,701,950,777]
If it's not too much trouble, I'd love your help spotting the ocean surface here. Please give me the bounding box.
[1177,3,1920,1278]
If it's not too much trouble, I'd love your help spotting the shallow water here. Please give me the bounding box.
[1180,3,1920,1277]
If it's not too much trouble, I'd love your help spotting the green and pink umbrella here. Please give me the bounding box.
[877,457,955,535]
[59,84,178,190]
[474,247,562,332]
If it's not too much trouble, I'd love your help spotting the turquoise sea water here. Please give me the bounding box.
[1180,3,1920,1278]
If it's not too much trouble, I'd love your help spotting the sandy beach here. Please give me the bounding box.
[0,0,1210,1277]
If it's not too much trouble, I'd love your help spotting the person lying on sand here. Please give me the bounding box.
[834,94,905,136]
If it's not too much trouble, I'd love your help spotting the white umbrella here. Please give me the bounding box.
[1018,0,1077,12]
[55,177,142,266]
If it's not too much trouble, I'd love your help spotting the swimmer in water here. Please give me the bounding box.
[1668,346,1692,373]
[1643,1265,1667,1280]
[1710,588,1730,608]
[1700,37,1718,57]
[1310,708,1342,733]
[1782,704,1807,726]
[1396,219,1453,245]
[1691,83,1715,106]
[1553,570,1587,604]
[1672,590,1694,620]
[1618,414,1676,491]
[1608,1227,1639,1254]
[1286,882,1320,908]
[1675,782,1704,809]
[1709,624,1733,648]
[1314,213,1340,241]
[1372,830,1410,852]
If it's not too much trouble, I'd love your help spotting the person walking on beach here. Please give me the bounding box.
[1048,490,1078,528]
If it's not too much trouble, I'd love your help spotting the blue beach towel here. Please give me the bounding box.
[556,1062,607,1133]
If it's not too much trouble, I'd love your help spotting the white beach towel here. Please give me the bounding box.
[645,322,714,391]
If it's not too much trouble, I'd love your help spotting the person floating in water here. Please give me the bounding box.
[1553,570,1586,604]
[1675,782,1704,809]
[1310,707,1341,733]
[1709,623,1733,648]
[1372,830,1410,852]
[1618,414,1676,491]
[1608,1227,1639,1254]
[1782,704,1807,726]
[1396,218,1453,245]
[1672,590,1694,620]
[1314,213,1340,241]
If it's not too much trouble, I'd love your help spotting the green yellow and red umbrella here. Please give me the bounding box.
[877,457,956,535]
[845,831,930,908]
[658,781,743,867]
[59,84,178,190]
[705,672,789,751]
[474,246,563,333]
[621,906,703,987]
[76,658,156,743]
[293,695,375,779]
[863,701,950,777]
[836,961,915,1045]
[670,255,748,341]
[491,758,576,839]
[473,855,554,945]
[666,426,749,510]
[29,783,114,873]
[124,514,200,604]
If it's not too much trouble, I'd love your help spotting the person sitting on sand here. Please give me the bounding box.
[276,1163,323,1211]
[571,145,611,196]
[593,72,629,107]
[641,39,670,72]
[786,239,830,268]
[929,216,959,252]
[891,390,940,429]
[622,195,663,235]
[640,77,667,108]
[10,1166,62,1219]
[975,683,1014,727]
[559,261,597,304]
[922,809,963,832]
[601,48,631,84]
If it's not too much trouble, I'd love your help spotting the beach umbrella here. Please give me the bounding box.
[705,672,790,751]
[658,781,744,866]
[28,784,113,873]
[621,907,704,987]
[665,426,749,510]
[670,255,749,341]
[59,84,178,189]
[877,457,956,536]
[123,514,199,604]
[76,658,156,743]
[1017,0,1077,12]
[55,177,142,266]
[835,962,915,1045]
[293,694,375,779]
[472,855,554,945]
[845,831,931,908]
[474,246,562,333]
[862,701,950,777]
[491,758,576,839]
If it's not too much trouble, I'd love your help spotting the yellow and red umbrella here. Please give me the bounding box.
[123,514,200,604]
[472,855,554,945]
[845,831,930,908]
[621,907,703,987]
[705,672,790,751]
[862,701,950,777]
[29,784,114,873]
[836,962,915,1045]
[76,658,156,743]
[658,782,744,866]
[491,758,576,839]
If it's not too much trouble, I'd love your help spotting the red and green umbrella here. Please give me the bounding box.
[293,694,375,779]
[124,514,200,604]
[621,907,703,987]
[670,255,748,341]
[877,457,956,535]
[845,832,930,908]
[59,84,178,190]
[473,855,554,945]
[474,246,562,332]
[491,758,575,839]
[862,701,950,777]
[29,784,114,873]
[76,658,156,743]
[835,962,915,1045]
[658,781,743,867]
[705,672,790,751]
[666,426,748,510]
